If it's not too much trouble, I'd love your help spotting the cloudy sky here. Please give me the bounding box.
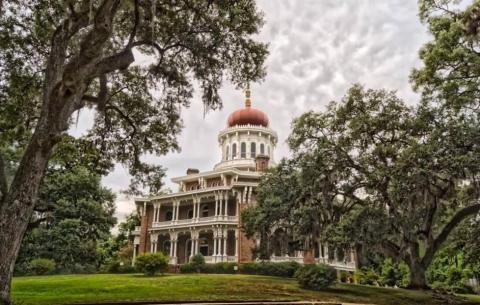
[72,0,431,225]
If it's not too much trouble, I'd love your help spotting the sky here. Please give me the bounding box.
[71,0,431,226]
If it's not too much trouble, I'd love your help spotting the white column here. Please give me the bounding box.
[214,196,219,217]
[222,229,227,258]
[193,199,197,220]
[213,230,218,259]
[224,194,228,217]
[173,238,178,263]
[150,234,158,253]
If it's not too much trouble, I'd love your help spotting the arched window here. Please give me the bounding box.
[163,240,171,255]
[225,145,229,160]
[166,210,173,221]
[232,143,237,159]
[250,142,256,158]
[260,143,265,155]
[267,145,271,156]
[241,142,246,158]
[201,205,209,217]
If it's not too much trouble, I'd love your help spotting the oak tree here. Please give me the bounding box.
[0,1,267,303]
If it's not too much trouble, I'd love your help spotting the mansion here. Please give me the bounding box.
[132,88,357,272]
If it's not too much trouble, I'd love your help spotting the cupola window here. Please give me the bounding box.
[250,142,256,158]
[232,143,237,159]
[241,142,246,158]
[260,143,265,155]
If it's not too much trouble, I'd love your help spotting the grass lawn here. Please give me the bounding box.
[11,273,480,305]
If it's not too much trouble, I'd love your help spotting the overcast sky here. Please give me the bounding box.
[71,0,431,225]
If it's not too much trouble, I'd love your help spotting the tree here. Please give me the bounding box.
[0,1,267,303]
[413,0,480,112]
[15,156,116,273]
[244,85,480,289]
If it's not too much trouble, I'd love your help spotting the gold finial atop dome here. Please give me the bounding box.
[245,83,251,107]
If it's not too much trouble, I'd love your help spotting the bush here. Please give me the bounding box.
[295,264,337,290]
[29,258,56,275]
[239,261,301,277]
[180,262,238,274]
[379,258,410,287]
[135,253,169,276]
[354,267,381,286]
[189,254,205,272]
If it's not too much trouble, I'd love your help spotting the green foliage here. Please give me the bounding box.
[181,262,238,274]
[354,267,381,286]
[414,0,480,111]
[15,162,116,274]
[239,261,301,278]
[295,264,337,290]
[426,247,476,293]
[379,258,410,288]
[29,258,56,276]
[244,83,480,289]
[0,0,268,194]
[190,254,206,271]
[135,253,169,276]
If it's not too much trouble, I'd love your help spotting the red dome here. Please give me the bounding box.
[227,106,269,127]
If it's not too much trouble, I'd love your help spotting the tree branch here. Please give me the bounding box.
[126,0,140,48]
[422,202,480,266]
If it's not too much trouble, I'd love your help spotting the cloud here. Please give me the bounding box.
[73,0,431,226]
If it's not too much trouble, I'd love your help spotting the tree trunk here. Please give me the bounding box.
[0,124,58,305]
[408,259,428,290]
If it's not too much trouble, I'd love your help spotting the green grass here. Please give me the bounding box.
[11,273,479,305]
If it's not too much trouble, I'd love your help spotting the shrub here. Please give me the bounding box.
[202,262,237,274]
[179,263,196,273]
[239,261,301,277]
[135,253,169,276]
[295,264,336,290]
[189,254,205,272]
[29,258,56,275]
[354,267,381,286]
[379,258,410,287]
[180,262,238,274]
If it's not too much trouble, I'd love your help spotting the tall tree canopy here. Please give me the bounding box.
[243,85,480,289]
[0,1,268,303]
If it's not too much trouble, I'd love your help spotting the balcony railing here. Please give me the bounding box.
[152,216,238,229]
[269,255,304,264]
[316,258,356,271]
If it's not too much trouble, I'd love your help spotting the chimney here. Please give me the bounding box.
[186,168,200,175]
[255,155,270,172]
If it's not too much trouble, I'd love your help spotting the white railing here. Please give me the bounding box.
[316,258,356,271]
[270,255,304,264]
[152,216,238,229]
[197,216,216,223]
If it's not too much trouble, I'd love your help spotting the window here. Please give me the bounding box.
[250,142,256,158]
[232,143,237,159]
[187,209,194,219]
[225,145,229,160]
[267,145,270,156]
[241,142,246,158]
[260,143,265,155]
[163,240,171,255]
[201,205,209,217]
[166,211,173,221]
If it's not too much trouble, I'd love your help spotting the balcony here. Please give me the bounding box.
[152,216,238,229]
